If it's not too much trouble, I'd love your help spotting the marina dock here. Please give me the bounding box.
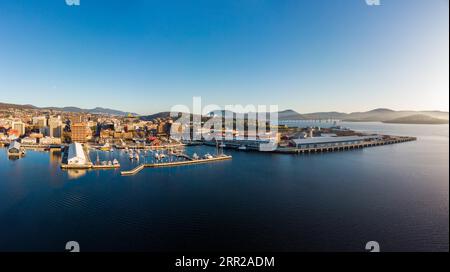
[121,155,232,176]
[60,143,120,170]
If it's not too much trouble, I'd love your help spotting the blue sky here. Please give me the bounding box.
[0,0,448,115]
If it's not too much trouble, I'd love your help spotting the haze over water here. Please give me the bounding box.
[0,122,448,251]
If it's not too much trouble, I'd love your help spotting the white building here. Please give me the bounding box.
[67,142,87,165]
[48,116,63,138]
[21,137,37,145]
[8,141,22,156]
[40,136,62,145]
[292,135,381,149]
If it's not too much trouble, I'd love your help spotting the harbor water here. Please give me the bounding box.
[0,122,448,251]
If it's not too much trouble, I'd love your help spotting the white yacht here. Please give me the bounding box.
[203,153,214,159]
[238,145,247,150]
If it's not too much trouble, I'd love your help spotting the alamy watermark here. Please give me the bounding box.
[65,0,80,6]
[65,241,80,252]
[65,0,379,7]
[365,241,380,252]
[365,0,381,6]
[169,97,279,151]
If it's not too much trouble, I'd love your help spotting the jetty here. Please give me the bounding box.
[121,155,232,176]
[277,136,416,154]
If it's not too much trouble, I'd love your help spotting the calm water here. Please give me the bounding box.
[0,122,448,252]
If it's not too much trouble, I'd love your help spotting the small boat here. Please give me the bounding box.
[219,143,226,148]
[192,153,199,160]
[238,145,247,150]
[129,153,134,160]
[203,153,214,159]
[107,161,112,166]
[113,159,120,165]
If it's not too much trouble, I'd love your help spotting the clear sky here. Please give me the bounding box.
[0,0,448,115]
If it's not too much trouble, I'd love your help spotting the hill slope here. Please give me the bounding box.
[0,102,137,116]
[383,114,449,124]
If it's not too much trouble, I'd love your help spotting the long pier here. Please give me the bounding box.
[121,155,232,176]
[276,136,417,154]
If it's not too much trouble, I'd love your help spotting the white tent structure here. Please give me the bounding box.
[8,141,22,156]
[67,142,87,165]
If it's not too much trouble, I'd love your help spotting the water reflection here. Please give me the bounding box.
[0,123,448,251]
[49,148,62,166]
[67,169,87,179]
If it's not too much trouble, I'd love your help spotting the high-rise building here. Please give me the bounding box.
[48,116,63,138]
[32,116,47,128]
[71,122,92,143]
[11,121,26,136]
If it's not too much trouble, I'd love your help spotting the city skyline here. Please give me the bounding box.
[0,0,449,115]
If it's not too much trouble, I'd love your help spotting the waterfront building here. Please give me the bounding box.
[48,116,63,138]
[67,142,87,165]
[71,122,92,143]
[40,136,62,145]
[291,135,381,149]
[21,137,37,145]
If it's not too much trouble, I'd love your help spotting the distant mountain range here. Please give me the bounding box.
[383,114,449,124]
[1,102,448,124]
[0,102,137,116]
[304,108,448,123]
[207,108,449,124]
